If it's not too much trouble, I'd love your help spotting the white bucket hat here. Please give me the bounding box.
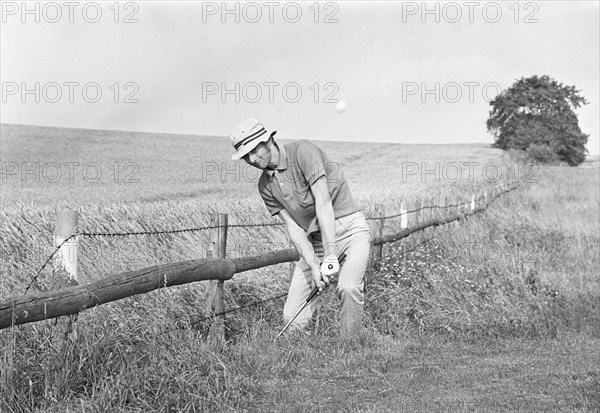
[229,118,277,160]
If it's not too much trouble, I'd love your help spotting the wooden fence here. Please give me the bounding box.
[0,181,519,333]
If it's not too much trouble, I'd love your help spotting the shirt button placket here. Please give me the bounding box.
[277,172,291,199]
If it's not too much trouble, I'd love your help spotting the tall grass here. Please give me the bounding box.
[1,125,598,411]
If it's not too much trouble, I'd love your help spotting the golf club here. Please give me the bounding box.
[276,252,347,338]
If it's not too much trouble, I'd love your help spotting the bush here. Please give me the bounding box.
[526,143,560,164]
[487,75,589,166]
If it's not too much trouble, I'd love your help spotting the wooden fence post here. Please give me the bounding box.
[400,199,408,230]
[54,210,78,283]
[414,198,421,227]
[207,213,228,344]
[368,203,386,273]
[415,198,425,241]
[376,204,386,266]
[47,208,78,401]
[51,209,79,343]
[400,200,409,274]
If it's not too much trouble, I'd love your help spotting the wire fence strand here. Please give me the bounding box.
[21,186,511,295]
[162,233,437,336]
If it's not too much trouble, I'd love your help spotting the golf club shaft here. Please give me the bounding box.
[276,252,347,338]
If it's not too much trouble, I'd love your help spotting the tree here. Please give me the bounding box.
[486,75,589,166]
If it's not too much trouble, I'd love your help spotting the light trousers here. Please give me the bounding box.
[283,211,372,335]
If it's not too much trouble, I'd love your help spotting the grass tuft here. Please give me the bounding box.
[1,126,598,411]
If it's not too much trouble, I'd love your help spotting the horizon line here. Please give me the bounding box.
[0,122,497,148]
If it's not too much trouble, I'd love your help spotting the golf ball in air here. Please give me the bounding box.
[335,100,347,114]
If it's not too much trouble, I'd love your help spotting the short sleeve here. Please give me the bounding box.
[296,140,326,186]
[258,176,283,216]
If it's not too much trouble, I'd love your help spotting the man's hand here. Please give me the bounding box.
[311,264,326,293]
[320,254,340,286]
[309,255,339,293]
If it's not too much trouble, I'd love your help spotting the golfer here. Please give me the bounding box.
[228,118,372,335]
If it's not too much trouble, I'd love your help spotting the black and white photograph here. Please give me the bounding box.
[1,1,599,411]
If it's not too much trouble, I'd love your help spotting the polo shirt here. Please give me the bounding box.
[258,139,360,233]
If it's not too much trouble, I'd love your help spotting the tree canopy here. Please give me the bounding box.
[486,75,589,166]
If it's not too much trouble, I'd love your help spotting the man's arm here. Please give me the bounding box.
[277,209,327,292]
[310,176,336,258]
[293,141,336,257]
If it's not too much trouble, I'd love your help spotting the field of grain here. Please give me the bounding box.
[1,124,598,412]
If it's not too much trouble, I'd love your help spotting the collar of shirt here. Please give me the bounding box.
[265,142,288,179]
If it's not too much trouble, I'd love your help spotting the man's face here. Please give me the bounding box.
[242,141,271,169]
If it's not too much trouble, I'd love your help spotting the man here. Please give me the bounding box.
[229,118,371,335]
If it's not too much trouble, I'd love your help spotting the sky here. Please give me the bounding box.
[1,1,599,155]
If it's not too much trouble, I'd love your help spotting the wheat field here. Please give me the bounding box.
[1,124,598,412]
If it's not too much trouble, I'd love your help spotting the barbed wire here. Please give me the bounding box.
[365,197,481,221]
[12,183,518,335]
[176,236,438,334]
[80,221,285,238]
[22,222,284,294]
[161,233,437,336]
[21,186,510,295]
[24,234,77,294]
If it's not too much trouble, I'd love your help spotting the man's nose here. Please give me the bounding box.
[248,153,257,163]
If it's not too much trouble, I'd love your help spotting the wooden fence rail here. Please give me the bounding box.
[0,182,518,331]
[0,249,303,330]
